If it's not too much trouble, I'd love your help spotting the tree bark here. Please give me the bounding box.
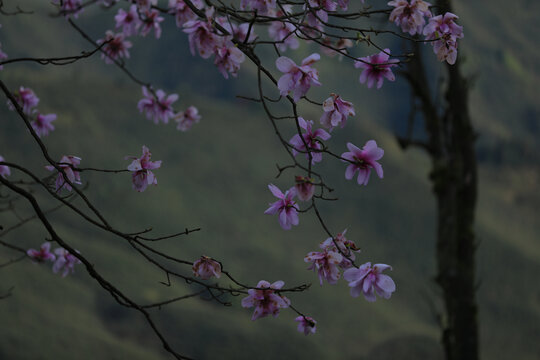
[401,1,480,358]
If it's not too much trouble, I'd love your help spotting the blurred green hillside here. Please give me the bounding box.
[0,0,538,359]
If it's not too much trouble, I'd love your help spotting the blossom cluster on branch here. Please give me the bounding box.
[0,0,464,355]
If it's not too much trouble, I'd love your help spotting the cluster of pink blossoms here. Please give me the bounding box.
[7,87,57,137]
[304,230,360,285]
[27,242,82,277]
[388,1,464,64]
[305,230,396,302]
[125,145,162,192]
[183,7,246,79]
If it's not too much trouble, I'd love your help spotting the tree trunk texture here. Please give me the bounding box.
[402,1,480,358]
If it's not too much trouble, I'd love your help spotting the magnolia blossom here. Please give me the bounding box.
[305,249,343,285]
[137,86,179,124]
[192,256,222,279]
[31,113,56,138]
[320,93,355,130]
[140,9,164,38]
[115,5,142,36]
[0,155,11,178]
[241,280,290,320]
[53,248,82,277]
[423,12,463,65]
[264,184,298,230]
[294,176,315,202]
[388,0,432,35]
[7,86,39,115]
[27,242,56,263]
[169,0,203,27]
[184,8,220,59]
[289,117,331,164]
[276,54,321,103]
[45,155,82,192]
[98,31,132,64]
[343,262,396,302]
[126,146,162,192]
[175,106,201,131]
[213,44,245,79]
[341,141,384,186]
[240,0,276,15]
[320,229,360,269]
[53,0,83,18]
[295,316,317,335]
[354,49,398,89]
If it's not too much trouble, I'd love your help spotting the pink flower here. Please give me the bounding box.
[354,49,398,89]
[241,280,290,320]
[31,113,56,138]
[320,93,355,130]
[423,12,463,65]
[276,54,321,103]
[343,262,396,302]
[0,155,11,178]
[213,44,245,79]
[175,106,201,131]
[319,229,360,269]
[192,256,222,279]
[98,31,132,65]
[294,176,315,202]
[53,0,83,18]
[388,0,432,35]
[289,117,331,164]
[126,145,162,192]
[137,86,179,124]
[295,316,317,335]
[183,9,221,59]
[304,249,343,285]
[140,9,164,38]
[115,5,142,36]
[53,248,82,277]
[168,0,203,28]
[264,184,299,230]
[27,242,56,263]
[341,140,384,185]
[240,0,276,15]
[45,155,82,192]
[7,86,39,115]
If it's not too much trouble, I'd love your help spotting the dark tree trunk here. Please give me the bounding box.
[399,1,479,358]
